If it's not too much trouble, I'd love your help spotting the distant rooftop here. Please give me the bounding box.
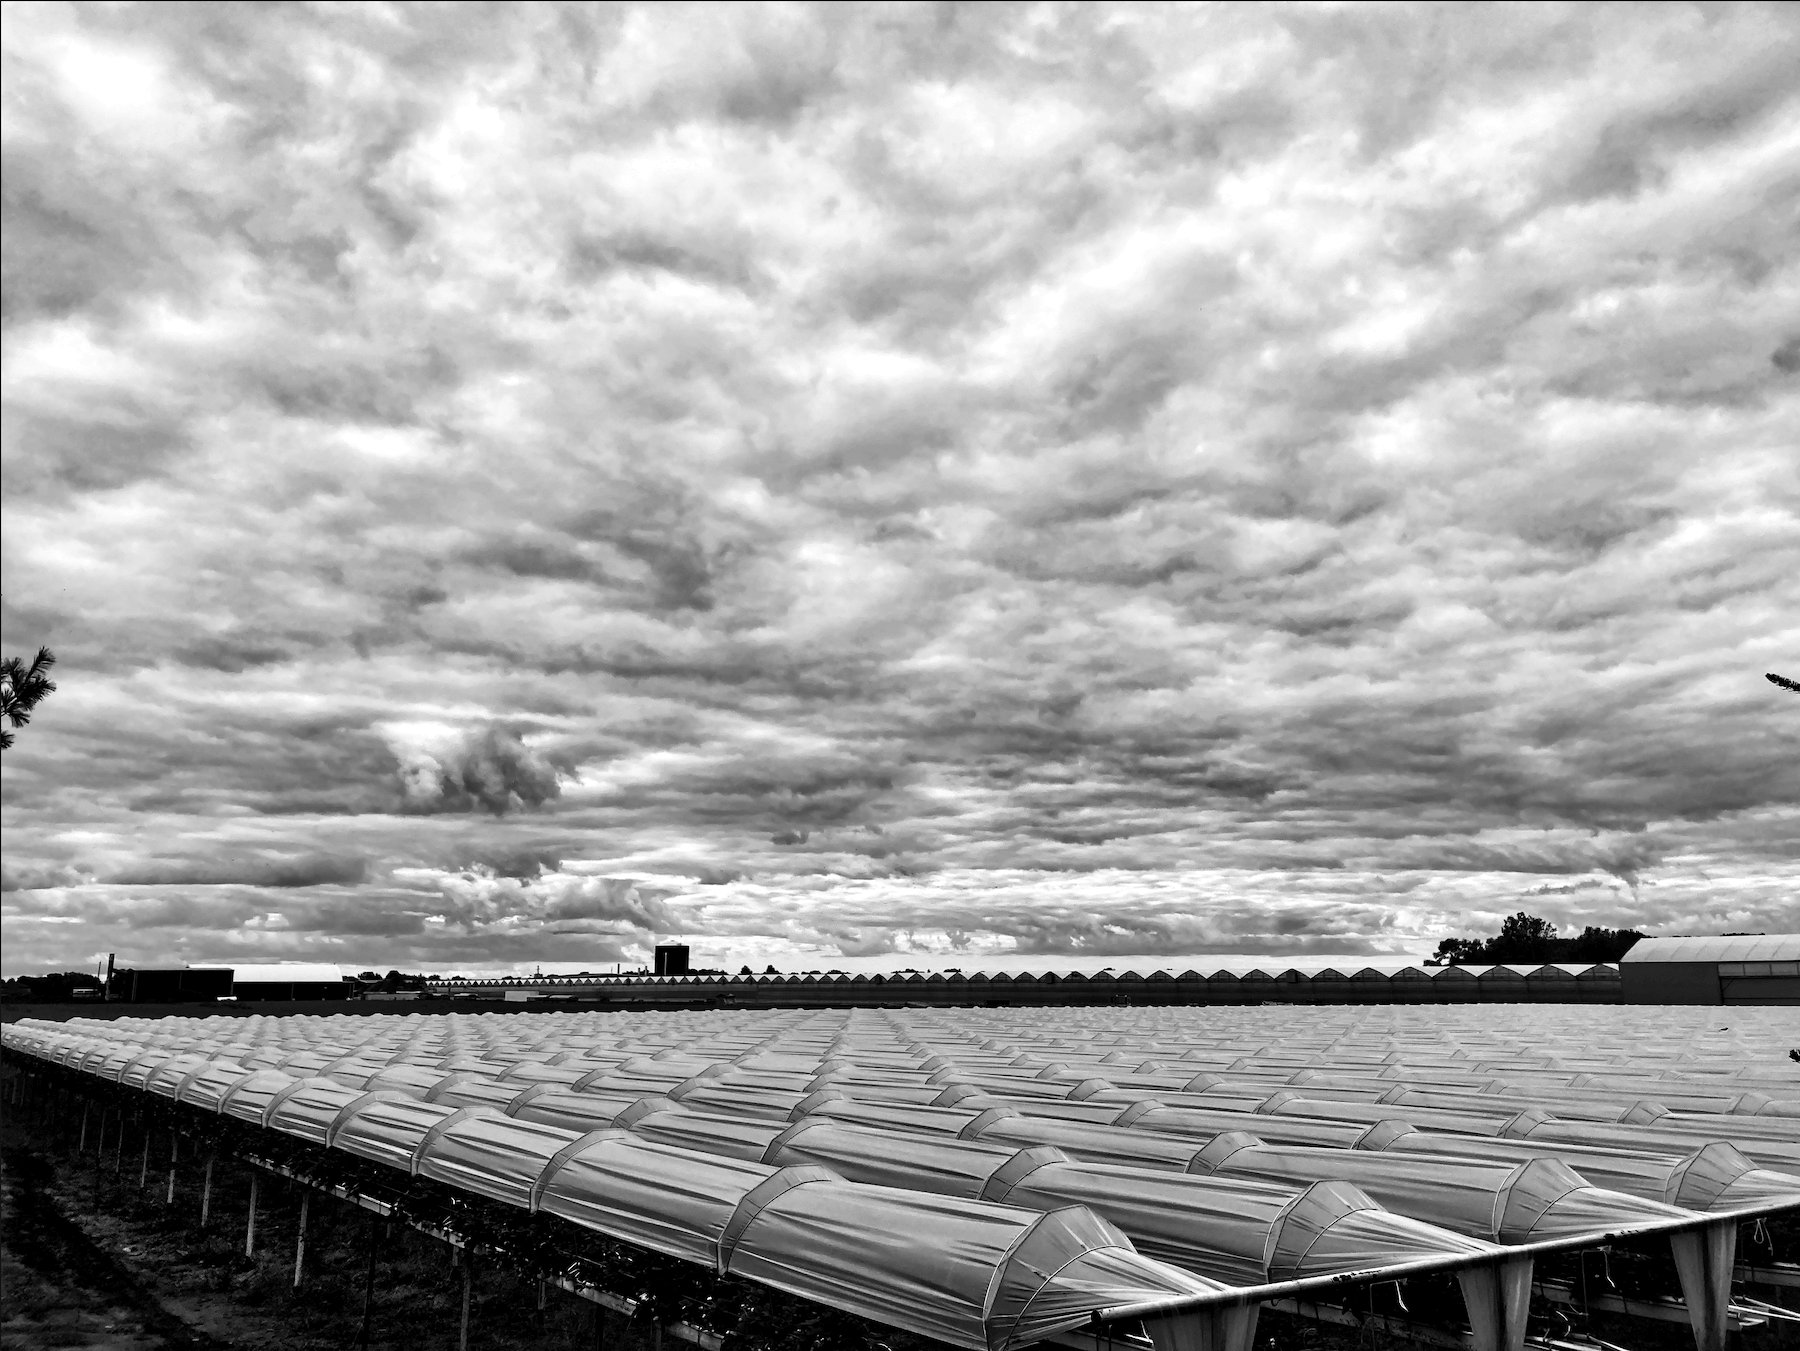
[1620,935,1800,964]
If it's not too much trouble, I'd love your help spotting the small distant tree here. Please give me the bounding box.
[1,646,57,750]
[1486,912,1562,963]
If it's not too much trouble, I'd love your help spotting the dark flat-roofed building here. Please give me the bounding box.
[1620,935,1800,1005]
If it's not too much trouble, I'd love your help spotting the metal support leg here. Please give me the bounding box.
[165,1133,177,1204]
[1670,1219,1737,1351]
[1456,1256,1533,1351]
[459,1257,473,1351]
[139,1132,150,1191]
[356,1214,378,1349]
[245,1173,260,1256]
[292,1192,309,1288]
[80,1102,90,1153]
[201,1154,215,1228]
[1142,1303,1261,1351]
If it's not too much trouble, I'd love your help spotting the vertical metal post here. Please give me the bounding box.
[356,1215,379,1349]
[458,1252,473,1351]
[537,1277,546,1312]
[245,1172,260,1256]
[165,1133,178,1204]
[292,1192,309,1287]
[594,1304,607,1351]
[80,1102,90,1153]
[139,1131,150,1190]
[201,1154,215,1228]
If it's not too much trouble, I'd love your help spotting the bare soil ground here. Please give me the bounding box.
[0,1105,616,1351]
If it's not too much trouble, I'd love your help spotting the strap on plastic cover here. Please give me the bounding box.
[716,1167,838,1274]
[759,1117,822,1165]
[258,1076,320,1127]
[612,1095,677,1129]
[1498,1107,1553,1138]
[424,1073,481,1104]
[959,1106,1021,1140]
[324,1090,414,1147]
[502,1082,555,1116]
[1110,1100,1165,1128]
[1353,1119,1418,1151]
[407,1105,495,1174]
[528,1129,629,1212]
[789,1088,845,1121]
[978,1146,1070,1205]
[173,1065,219,1106]
[1192,1129,1261,1175]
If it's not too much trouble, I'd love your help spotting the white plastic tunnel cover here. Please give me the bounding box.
[723,1187,1221,1351]
[1195,1132,1693,1243]
[527,1131,1221,1351]
[981,1151,1496,1288]
[1362,1125,1800,1214]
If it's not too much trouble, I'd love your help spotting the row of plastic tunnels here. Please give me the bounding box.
[4,1004,1794,1351]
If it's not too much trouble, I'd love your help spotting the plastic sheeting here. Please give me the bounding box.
[9,1002,1797,1351]
[1195,1134,1691,1242]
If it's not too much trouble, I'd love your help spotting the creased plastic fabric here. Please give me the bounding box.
[417,1112,580,1207]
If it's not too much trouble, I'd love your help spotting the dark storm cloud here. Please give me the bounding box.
[395,726,564,816]
[3,3,1797,974]
[104,852,369,889]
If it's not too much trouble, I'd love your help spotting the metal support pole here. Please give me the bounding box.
[79,1102,90,1153]
[245,1173,260,1256]
[165,1133,178,1205]
[458,1254,473,1351]
[139,1131,150,1191]
[356,1214,379,1349]
[201,1154,215,1228]
[292,1192,309,1288]
[594,1305,606,1351]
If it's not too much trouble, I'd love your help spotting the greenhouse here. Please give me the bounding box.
[3,1004,1795,1351]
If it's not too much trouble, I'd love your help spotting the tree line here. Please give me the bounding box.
[1429,912,1644,966]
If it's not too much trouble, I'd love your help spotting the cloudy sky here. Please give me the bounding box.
[3,3,1797,979]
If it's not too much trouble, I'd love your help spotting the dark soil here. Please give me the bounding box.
[0,1098,616,1351]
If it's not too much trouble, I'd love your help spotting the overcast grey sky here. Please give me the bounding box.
[3,2,1797,978]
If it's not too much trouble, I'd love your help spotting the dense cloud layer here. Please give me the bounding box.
[3,4,1797,975]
